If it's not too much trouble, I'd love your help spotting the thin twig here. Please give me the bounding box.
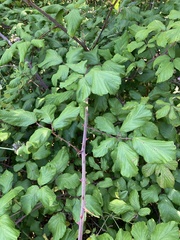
[88,126,131,140]
[0,32,12,46]
[78,99,88,240]
[36,122,81,154]
[22,0,89,51]
[92,0,120,49]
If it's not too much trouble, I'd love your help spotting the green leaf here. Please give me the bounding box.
[0,130,10,141]
[31,39,44,48]
[131,222,149,240]
[0,187,24,216]
[147,20,165,31]
[17,41,31,63]
[135,29,150,41]
[0,170,13,194]
[155,61,174,83]
[115,229,132,240]
[65,9,82,37]
[127,41,144,52]
[67,60,87,74]
[53,104,79,130]
[138,208,151,217]
[168,10,180,19]
[155,164,175,188]
[0,109,37,127]
[156,105,170,119]
[27,127,51,150]
[95,116,116,135]
[26,161,39,180]
[93,138,116,157]
[38,49,63,68]
[38,163,57,186]
[151,221,179,240]
[129,190,140,211]
[0,43,18,66]
[76,77,91,102]
[66,47,83,64]
[21,185,39,215]
[153,55,170,67]
[156,32,168,47]
[96,233,113,240]
[84,47,100,65]
[0,214,20,240]
[112,142,139,178]
[52,65,69,86]
[42,4,64,13]
[45,91,74,106]
[120,104,152,132]
[38,186,58,210]
[158,197,180,222]
[140,122,159,138]
[32,144,51,160]
[85,68,121,96]
[142,163,156,177]
[102,60,125,76]
[51,147,69,173]
[132,137,176,163]
[60,72,80,89]
[34,104,56,124]
[109,199,133,215]
[97,178,113,188]
[173,58,180,71]
[56,173,80,190]
[86,195,102,217]
[141,185,160,205]
[48,213,66,240]
[168,189,180,206]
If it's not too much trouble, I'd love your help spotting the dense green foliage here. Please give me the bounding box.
[0,0,180,239]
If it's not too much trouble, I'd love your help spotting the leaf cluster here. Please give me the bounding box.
[0,0,180,239]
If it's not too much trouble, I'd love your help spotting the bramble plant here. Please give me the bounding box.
[0,0,180,239]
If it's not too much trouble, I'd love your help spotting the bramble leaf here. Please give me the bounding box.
[109,199,133,215]
[38,49,63,68]
[0,170,13,194]
[0,109,37,127]
[48,213,66,240]
[0,214,20,240]
[131,222,149,240]
[120,104,152,132]
[95,116,116,135]
[85,68,121,96]
[133,137,176,163]
[56,173,80,190]
[53,105,79,129]
[112,142,139,178]
[151,221,179,240]
[65,9,82,37]
[21,185,39,215]
[0,187,24,216]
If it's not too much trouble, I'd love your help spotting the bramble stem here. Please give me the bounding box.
[78,99,88,240]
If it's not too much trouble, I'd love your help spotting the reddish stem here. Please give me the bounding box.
[78,100,88,240]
